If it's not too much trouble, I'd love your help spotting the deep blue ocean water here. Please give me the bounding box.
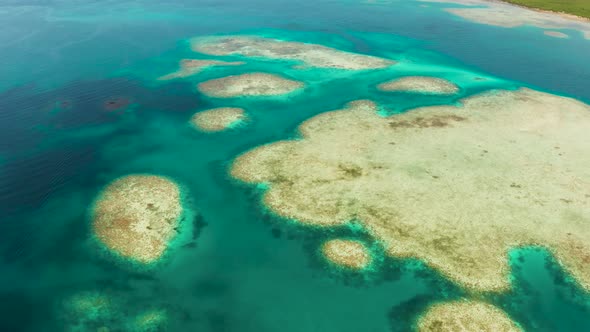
[1,0,589,331]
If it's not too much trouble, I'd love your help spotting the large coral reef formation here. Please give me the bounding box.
[192,35,395,70]
[231,89,590,293]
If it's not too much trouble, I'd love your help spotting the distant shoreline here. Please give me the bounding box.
[421,1,590,23]
[497,0,590,22]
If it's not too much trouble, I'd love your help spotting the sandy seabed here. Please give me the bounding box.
[158,59,244,81]
[60,291,167,332]
[231,88,590,293]
[133,309,167,331]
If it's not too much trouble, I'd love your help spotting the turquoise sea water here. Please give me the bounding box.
[1,0,589,331]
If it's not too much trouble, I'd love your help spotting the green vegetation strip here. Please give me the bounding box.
[503,0,590,19]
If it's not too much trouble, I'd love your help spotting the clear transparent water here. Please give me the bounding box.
[0,1,589,331]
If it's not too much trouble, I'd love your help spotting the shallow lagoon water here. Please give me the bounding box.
[0,0,589,331]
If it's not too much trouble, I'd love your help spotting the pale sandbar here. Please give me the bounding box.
[378,76,459,95]
[158,59,244,81]
[418,299,521,332]
[93,175,183,263]
[191,107,248,132]
[192,35,395,70]
[322,239,371,269]
[231,89,590,293]
[198,72,303,98]
[544,31,569,38]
